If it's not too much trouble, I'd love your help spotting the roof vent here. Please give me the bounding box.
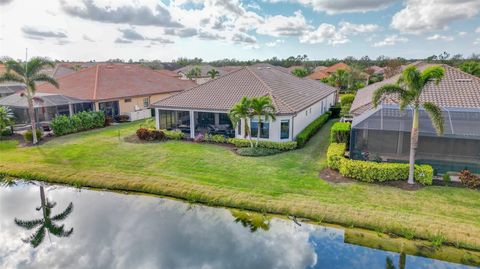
[455,78,473,82]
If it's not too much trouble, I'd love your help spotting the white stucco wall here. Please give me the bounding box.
[292,93,335,138]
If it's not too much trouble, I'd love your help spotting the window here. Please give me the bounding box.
[309,108,312,114]
[219,113,232,126]
[143,97,150,108]
[237,121,242,135]
[280,120,290,139]
[251,120,269,139]
[305,111,308,116]
[125,98,132,103]
[98,101,120,117]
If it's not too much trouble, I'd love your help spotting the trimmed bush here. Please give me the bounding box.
[228,138,297,151]
[296,113,330,148]
[327,143,345,170]
[51,111,105,136]
[205,133,227,144]
[459,170,480,189]
[23,129,43,142]
[326,143,433,185]
[0,128,13,137]
[236,147,282,157]
[340,94,355,107]
[136,128,165,141]
[330,122,351,143]
[164,130,185,140]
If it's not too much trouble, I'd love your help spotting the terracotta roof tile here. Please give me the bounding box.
[37,64,195,101]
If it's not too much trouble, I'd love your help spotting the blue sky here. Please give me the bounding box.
[0,0,479,61]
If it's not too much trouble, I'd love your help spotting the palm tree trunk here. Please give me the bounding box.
[27,96,38,144]
[408,108,419,184]
[244,118,253,148]
[39,186,47,219]
[256,116,261,147]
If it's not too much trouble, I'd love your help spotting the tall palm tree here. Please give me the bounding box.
[373,65,445,184]
[250,96,276,147]
[207,68,220,79]
[14,186,74,248]
[229,96,253,147]
[329,69,349,102]
[0,58,59,144]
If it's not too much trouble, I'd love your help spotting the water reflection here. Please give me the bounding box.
[0,181,478,269]
[14,185,74,248]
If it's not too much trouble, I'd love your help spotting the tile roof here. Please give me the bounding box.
[175,65,241,77]
[37,64,196,101]
[350,62,480,116]
[306,70,329,80]
[324,62,350,73]
[306,62,350,81]
[152,64,337,115]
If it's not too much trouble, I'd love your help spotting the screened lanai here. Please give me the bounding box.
[0,93,93,127]
[350,105,480,174]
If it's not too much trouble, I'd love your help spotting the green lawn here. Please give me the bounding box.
[1,120,480,249]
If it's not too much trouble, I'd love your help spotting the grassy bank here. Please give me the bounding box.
[1,120,480,250]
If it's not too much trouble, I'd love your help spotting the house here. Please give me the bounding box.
[152,64,337,142]
[0,92,92,126]
[365,65,385,76]
[175,65,241,84]
[37,64,196,120]
[349,63,480,173]
[306,62,350,81]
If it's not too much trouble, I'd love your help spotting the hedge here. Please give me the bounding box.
[327,143,433,185]
[296,113,330,148]
[51,111,105,136]
[227,138,297,151]
[163,130,185,140]
[330,122,351,143]
[236,147,282,157]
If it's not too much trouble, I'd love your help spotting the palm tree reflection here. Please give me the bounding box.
[14,185,74,248]
[231,210,270,233]
[385,252,406,269]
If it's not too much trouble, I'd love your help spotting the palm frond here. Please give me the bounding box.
[423,102,444,135]
[4,60,25,77]
[26,57,55,77]
[30,73,59,88]
[0,72,24,84]
[14,218,44,230]
[401,65,423,97]
[51,202,73,221]
[372,84,405,108]
[25,226,46,248]
[421,66,445,86]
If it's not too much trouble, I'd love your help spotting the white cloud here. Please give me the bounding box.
[299,22,379,45]
[372,35,408,47]
[266,0,398,14]
[458,31,467,37]
[475,38,480,45]
[299,23,349,45]
[256,10,311,37]
[391,0,480,34]
[265,39,285,47]
[476,27,480,33]
[426,34,454,41]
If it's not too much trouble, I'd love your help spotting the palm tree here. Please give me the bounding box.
[0,106,14,132]
[250,96,276,147]
[229,96,253,147]
[373,65,445,184]
[0,58,59,144]
[207,68,220,79]
[459,61,480,77]
[14,186,74,248]
[186,66,202,79]
[329,69,349,102]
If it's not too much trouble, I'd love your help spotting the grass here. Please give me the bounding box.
[1,120,480,250]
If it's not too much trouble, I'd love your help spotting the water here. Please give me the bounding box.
[0,181,478,269]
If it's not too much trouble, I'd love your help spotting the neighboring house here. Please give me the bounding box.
[0,92,92,126]
[152,64,337,142]
[349,63,480,173]
[37,64,195,120]
[306,62,350,81]
[175,65,241,84]
[0,64,24,98]
[365,65,385,76]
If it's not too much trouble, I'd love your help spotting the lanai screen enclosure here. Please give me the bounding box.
[350,105,480,174]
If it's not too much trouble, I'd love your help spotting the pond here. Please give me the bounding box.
[0,180,479,269]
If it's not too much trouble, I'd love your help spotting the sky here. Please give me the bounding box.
[0,0,479,62]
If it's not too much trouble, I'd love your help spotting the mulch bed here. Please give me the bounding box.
[319,168,424,191]
[124,134,236,149]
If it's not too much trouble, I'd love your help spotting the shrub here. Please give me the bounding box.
[136,128,165,141]
[442,173,451,185]
[236,147,282,157]
[330,122,351,144]
[51,111,105,136]
[327,143,345,170]
[327,143,433,185]
[340,94,355,107]
[0,128,13,137]
[227,138,297,151]
[205,134,227,143]
[459,170,480,189]
[194,133,204,142]
[329,105,341,118]
[164,130,185,140]
[296,113,330,148]
[23,129,43,143]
